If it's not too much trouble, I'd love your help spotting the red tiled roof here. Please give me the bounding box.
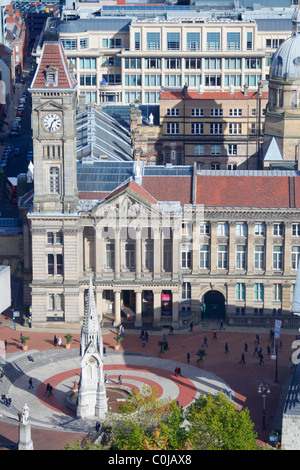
[142,176,192,206]
[160,90,268,101]
[196,175,295,208]
[104,179,158,205]
[31,41,77,90]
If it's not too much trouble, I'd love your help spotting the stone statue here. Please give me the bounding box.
[22,403,30,424]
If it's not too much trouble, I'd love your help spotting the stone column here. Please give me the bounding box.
[96,288,103,323]
[284,222,292,274]
[210,221,218,274]
[247,222,255,274]
[134,289,142,327]
[265,222,273,275]
[228,221,236,275]
[153,227,161,281]
[172,224,181,282]
[114,227,120,280]
[113,290,121,327]
[136,227,142,280]
[153,290,161,327]
[171,288,179,328]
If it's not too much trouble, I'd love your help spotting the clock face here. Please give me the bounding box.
[43,113,62,133]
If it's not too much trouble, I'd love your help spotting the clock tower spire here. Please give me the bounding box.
[29,29,78,213]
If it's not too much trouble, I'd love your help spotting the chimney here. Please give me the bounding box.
[244,84,248,97]
[258,83,263,96]
[183,84,188,97]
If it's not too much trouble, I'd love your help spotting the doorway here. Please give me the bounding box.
[202,290,225,320]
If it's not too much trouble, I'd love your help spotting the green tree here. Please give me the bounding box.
[185,391,258,450]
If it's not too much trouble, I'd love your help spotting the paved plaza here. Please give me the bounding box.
[0,313,298,450]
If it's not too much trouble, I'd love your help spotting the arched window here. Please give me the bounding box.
[176,147,183,165]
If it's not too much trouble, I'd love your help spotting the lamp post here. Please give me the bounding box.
[258,383,270,430]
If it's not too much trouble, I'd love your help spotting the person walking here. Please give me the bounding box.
[4,339,7,351]
[48,385,53,396]
[239,353,245,364]
[212,330,217,340]
[118,375,122,385]
[259,354,264,365]
[104,374,108,385]
[142,336,146,347]
[178,367,182,377]
[187,352,190,363]
[174,367,179,377]
[145,331,149,342]
[225,342,229,354]
[267,345,271,355]
[244,343,248,354]
[202,336,208,347]
[169,325,174,335]
[220,320,225,330]
[253,345,258,356]
[29,377,33,389]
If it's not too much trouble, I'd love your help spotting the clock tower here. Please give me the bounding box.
[29,30,78,213]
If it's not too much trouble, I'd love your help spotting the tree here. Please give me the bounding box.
[105,385,188,450]
[185,392,258,450]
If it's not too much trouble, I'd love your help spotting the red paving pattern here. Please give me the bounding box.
[0,314,298,449]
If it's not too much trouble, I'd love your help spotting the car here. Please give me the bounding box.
[14,148,21,156]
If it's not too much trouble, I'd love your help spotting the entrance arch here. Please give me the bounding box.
[202,290,225,320]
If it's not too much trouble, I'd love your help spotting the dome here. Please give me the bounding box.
[270,8,300,80]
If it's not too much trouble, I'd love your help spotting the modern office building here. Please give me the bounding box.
[32,4,296,106]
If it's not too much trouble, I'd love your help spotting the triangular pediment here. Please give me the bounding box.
[34,100,66,113]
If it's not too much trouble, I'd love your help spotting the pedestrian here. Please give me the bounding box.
[48,385,53,396]
[267,345,271,355]
[258,346,262,357]
[164,340,169,351]
[142,337,146,347]
[202,336,208,347]
[29,377,33,389]
[163,334,166,342]
[103,346,107,356]
[220,320,225,330]
[259,354,264,365]
[255,334,260,345]
[174,367,179,377]
[27,354,34,362]
[169,325,174,335]
[225,342,229,353]
[145,331,149,342]
[104,374,108,385]
[118,375,122,385]
[239,353,245,364]
[140,329,144,339]
[54,335,58,347]
[178,367,182,377]
[4,339,7,350]
[46,383,50,394]
[120,325,125,337]
[187,352,190,363]
[18,410,22,422]
[95,421,101,432]
[253,345,258,356]
[189,322,194,333]
[244,343,248,353]
[212,330,217,340]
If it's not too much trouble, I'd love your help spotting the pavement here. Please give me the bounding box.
[0,312,298,450]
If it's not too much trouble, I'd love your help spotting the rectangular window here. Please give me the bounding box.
[165,58,181,69]
[292,224,300,236]
[247,32,253,50]
[211,144,221,155]
[191,108,204,117]
[187,32,200,51]
[210,108,223,117]
[218,223,228,236]
[229,108,242,116]
[273,223,284,236]
[106,243,115,268]
[200,245,209,269]
[273,246,283,270]
[166,122,179,134]
[125,243,135,270]
[195,144,204,155]
[80,38,89,49]
[205,74,221,86]
[61,39,77,50]
[191,123,203,134]
[227,144,237,155]
[236,223,247,237]
[227,32,240,50]
[200,223,210,235]
[147,32,160,50]
[182,282,191,300]
[49,167,59,194]
[254,283,264,301]
[185,58,201,69]
[135,32,140,50]
[56,254,63,276]
[207,32,220,51]
[166,108,179,116]
[182,243,192,269]
[273,284,282,302]
[254,223,265,236]
[210,123,222,134]
[291,246,300,269]
[167,32,180,51]
[236,283,246,301]
[218,245,228,269]
[254,246,264,270]
[229,123,242,134]
[48,254,54,275]
[236,245,246,269]
[145,242,154,270]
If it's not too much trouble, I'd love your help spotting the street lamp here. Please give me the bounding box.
[258,383,271,430]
